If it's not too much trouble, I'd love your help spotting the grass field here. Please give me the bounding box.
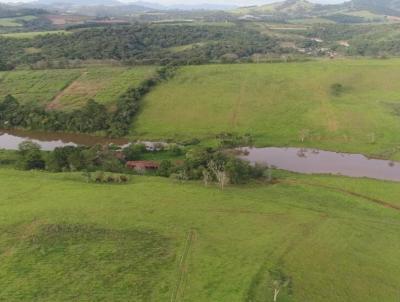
[50,66,157,110]
[0,69,82,105]
[0,66,156,110]
[0,168,399,301]
[133,59,400,159]
[0,15,37,27]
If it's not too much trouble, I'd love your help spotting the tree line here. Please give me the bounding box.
[0,67,174,137]
[12,140,270,188]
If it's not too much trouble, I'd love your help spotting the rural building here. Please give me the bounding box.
[126,161,160,171]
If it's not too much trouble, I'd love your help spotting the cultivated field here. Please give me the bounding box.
[0,66,156,110]
[133,59,400,159]
[0,69,81,105]
[49,66,157,110]
[0,168,399,301]
[0,15,37,27]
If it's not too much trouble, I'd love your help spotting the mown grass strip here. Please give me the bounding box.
[171,229,196,302]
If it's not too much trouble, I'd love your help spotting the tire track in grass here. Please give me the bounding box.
[231,77,247,128]
[282,179,400,211]
[171,229,197,302]
[46,70,86,110]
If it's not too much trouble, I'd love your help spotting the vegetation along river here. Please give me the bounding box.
[1,130,400,182]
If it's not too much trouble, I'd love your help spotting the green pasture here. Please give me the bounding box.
[0,168,399,301]
[0,15,37,27]
[133,59,400,159]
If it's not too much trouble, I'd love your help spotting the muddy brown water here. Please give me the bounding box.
[0,129,129,151]
[240,147,400,182]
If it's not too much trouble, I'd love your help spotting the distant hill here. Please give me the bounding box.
[235,0,335,17]
[21,0,154,16]
[350,0,400,16]
[258,0,317,14]
[0,3,47,18]
[27,0,235,11]
[71,4,154,17]
[9,0,400,20]
[33,0,122,5]
[234,0,400,21]
[161,3,237,11]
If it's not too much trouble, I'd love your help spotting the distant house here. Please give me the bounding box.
[337,40,350,48]
[138,141,168,152]
[126,161,160,171]
[238,14,260,21]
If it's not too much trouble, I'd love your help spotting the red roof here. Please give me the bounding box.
[126,161,160,170]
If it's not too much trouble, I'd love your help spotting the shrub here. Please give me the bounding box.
[181,138,200,146]
[95,171,105,183]
[168,144,183,156]
[16,141,45,170]
[119,175,129,183]
[123,143,147,161]
[331,83,345,96]
[158,160,173,177]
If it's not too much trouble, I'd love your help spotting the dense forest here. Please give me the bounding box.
[0,24,283,69]
[3,21,400,70]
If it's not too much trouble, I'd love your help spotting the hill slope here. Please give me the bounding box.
[132,60,400,159]
[235,0,319,16]
[351,0,400,15]
[235,0,400,21]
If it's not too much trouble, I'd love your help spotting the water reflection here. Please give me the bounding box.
[240,147,400,182]
[0,129,129,151]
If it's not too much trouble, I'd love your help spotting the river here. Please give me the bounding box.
[2,130,400,182]
[0,129,128,151]
[240,147,400,182]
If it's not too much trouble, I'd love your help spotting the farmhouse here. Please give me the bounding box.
[126,161,160,171]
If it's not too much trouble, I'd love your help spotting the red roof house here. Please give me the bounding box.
[126,161,160,171]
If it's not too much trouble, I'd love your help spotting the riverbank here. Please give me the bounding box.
[2,129,400,182]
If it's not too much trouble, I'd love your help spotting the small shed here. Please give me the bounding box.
[126,161,160,171]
